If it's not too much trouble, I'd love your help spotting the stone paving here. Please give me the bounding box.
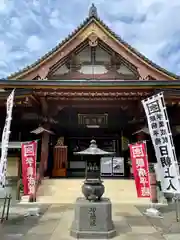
[0,202,180,239]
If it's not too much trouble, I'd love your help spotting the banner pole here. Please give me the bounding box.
[143,140,163,218]
[144,141,152,208]
[32,140,38,202]
[145,141,155,209]
[173,193,179,222]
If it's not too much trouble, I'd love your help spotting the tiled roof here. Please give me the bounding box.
[31,127,54,135]
[8,4,179,79]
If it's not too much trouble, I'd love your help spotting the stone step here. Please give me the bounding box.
[36,179,151,204]
[19,195,30,203]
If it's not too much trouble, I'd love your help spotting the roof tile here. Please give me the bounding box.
[8,5,179,79]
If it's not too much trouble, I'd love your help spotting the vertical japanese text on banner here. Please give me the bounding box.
[129,142,151,198]
[21,141,37,196]
[142,93,180,194]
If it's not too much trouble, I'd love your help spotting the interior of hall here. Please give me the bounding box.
[2,98,180,178]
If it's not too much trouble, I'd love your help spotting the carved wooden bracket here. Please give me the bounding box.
[88,33,98,47]
[48,103,64,117]
[39,97,64,125]
[38,115,58,124]
[38,67,49,80]
[137,67,149,80]
[138,75,156,80]
[127,101,144,119]
[139,75,149,80]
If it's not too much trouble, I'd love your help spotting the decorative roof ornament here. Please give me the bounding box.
[89,3,98,18]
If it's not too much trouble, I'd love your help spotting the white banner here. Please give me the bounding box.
[0,90,15,189]
[142,92,180,194]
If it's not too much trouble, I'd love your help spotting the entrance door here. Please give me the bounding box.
[67,136,124,177]
[52,146,67,177]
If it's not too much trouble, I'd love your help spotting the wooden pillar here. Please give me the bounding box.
[39,97,50,178]
[16,157,21,200]
[38,98,63,178]
[40,127,50,177]
[16,131,22,200]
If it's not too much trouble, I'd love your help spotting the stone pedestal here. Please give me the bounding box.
[70,197,116,239]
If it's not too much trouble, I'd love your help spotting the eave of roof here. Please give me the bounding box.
[0,89,33,99]
[7,7,179,80]
[1,80,180,89]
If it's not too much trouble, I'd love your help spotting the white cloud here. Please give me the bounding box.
[32,0,40,7]
[0,0,7,13]
[10,17,22,30]
[26,35,44,52]
[0,41,10,60]
[49,10,61,28]
[51,10,59,18]
[0,61,7,67]
[0,0,180,78]
[0,0,14,14]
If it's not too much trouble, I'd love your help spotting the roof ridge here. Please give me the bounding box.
[7,16,92,79]
[93,16,179,79]
[8,7,179,79]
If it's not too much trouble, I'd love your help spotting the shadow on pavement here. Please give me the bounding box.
[0,204,50,238]
[136,203,180,235]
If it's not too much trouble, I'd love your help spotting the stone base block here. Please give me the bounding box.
[70,197,116,239]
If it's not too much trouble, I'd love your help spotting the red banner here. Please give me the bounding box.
[21,141,37,196]
[129,142,151,198]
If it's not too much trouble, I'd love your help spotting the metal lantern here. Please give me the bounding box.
[74,139,115,201]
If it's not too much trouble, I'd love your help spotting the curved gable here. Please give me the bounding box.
[8,5,178,80]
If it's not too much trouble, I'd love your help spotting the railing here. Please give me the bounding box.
[0,194,11,223]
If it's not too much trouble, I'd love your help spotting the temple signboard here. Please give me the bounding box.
[78,114,108,127]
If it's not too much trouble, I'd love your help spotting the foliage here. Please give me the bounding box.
[149,163,155,173]
[19,179,24,192]
[127,159,132,166]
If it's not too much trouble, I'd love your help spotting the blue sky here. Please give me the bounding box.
[0,0,180,78]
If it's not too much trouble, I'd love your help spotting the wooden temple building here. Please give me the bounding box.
[1,4,180,182]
